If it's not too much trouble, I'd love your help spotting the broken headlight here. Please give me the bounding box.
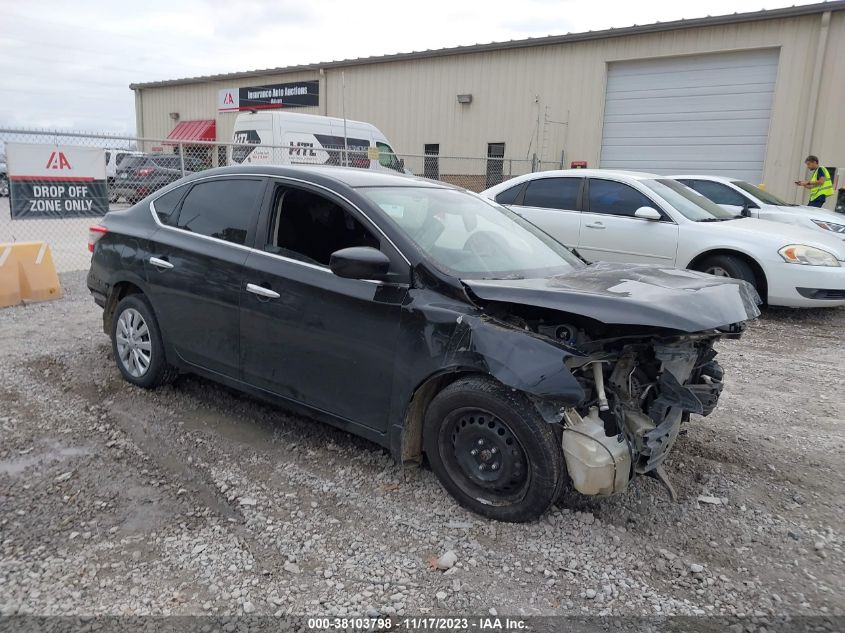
[778,244,840,267]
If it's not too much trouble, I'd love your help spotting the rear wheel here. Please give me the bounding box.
[423,376,564,522]
[111,294,177,389]
[695,254,757,288]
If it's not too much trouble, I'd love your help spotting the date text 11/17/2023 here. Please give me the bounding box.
[306,616,528,630]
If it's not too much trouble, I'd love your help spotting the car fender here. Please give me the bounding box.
[390,312,585,464]
[677,227,777,271]
[446,315,584,401]
[100,269,150,321]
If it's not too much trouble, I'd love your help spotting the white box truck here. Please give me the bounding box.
[231,111,407,173]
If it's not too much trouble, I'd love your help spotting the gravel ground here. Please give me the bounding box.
[0,271,843,622]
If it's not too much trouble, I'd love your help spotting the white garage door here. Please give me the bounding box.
[600,49,779,182]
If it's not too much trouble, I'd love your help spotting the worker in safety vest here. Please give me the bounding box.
[797,155,834,208]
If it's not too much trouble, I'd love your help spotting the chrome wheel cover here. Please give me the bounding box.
[116,308,152,378]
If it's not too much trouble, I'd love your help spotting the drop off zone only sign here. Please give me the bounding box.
[7,143,108,218]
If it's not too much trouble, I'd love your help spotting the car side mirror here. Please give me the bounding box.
[330,247,390,281]
[634,206,662,221]
[399,158,405,169]
[741,203,752,217]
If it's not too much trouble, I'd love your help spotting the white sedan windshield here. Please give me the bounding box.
[731,180,792,206]
[643,179,739,221]
[360,187,584,279]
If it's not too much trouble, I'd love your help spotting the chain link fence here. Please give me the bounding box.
[0,128,545,273]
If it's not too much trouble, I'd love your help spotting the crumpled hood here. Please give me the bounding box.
[463,262,761,332]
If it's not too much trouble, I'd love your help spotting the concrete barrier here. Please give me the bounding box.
[0,241,63,308]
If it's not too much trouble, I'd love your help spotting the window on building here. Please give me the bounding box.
[424,144,440,180]
[522,178,582,211]
[486,143,505,189]
[587,179,655,217]
[175,178,264,245]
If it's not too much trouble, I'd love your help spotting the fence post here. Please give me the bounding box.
[531,153,538,173]
[178,142,186,177]
[559,149,565,170]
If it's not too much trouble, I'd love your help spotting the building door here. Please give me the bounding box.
[424,144,440,180]
[486,142,505,189]
[600,49,779,183]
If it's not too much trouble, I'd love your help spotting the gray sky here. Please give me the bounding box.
[0,0,821,134]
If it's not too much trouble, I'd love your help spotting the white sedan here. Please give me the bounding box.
[480,169,845,307]
[671,174,845,241]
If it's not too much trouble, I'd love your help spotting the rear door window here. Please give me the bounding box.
[175,178,265,245]
[587,179,655,217]
[522,177,581,210]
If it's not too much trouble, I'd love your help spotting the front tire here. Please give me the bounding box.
[695,254,757,288]
[111,294,177,389]
[423,376,564,522]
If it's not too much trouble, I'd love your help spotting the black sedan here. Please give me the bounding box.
[87,166,759,522]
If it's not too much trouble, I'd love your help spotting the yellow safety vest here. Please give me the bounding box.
[810,166,834,201]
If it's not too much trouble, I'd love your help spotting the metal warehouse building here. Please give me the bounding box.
[131,1,845,204]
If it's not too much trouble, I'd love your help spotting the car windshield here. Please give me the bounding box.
[731,180,792,206]
[360,186,584,279]
[642,178,739,221]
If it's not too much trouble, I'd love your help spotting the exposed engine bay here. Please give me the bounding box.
[489,306,737,499]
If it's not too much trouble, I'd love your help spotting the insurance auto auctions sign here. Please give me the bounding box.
[217,80,319,112]
[7,143,108,219]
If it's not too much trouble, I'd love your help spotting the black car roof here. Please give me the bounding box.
[182,165,457,189]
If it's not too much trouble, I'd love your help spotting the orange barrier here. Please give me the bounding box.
[0,242,63,308]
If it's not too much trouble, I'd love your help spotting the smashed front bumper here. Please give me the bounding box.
[561,337,725,497]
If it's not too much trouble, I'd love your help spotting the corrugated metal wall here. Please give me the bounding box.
[135,11,844,204]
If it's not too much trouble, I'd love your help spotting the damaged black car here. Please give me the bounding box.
[87,166,760,522]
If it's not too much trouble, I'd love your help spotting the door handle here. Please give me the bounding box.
[149,256,174,269]
[584,223,606,230]
[246,283,280,299]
